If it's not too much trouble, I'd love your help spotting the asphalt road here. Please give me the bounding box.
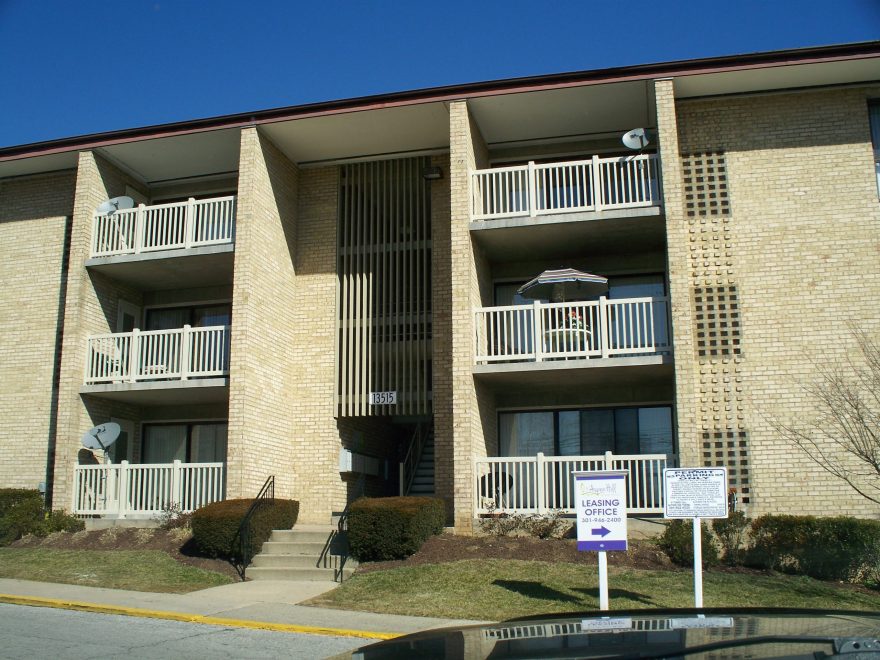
[0,603,365,659]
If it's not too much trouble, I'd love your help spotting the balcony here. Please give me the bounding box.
[72,460,225,518]
[81,325,230,404]
[86,196,236,289]
[474,451,673,516]
[471,154,661,222]
[475,297,669,364]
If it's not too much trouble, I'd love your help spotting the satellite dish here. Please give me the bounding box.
[96,196,135,216]
[81,423,120,452]
[622,128,650,151]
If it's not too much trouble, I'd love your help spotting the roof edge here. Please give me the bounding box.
[2,40,879,161]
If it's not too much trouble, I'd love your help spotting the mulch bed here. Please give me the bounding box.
[10,528,240,581]
[355,534,680,575]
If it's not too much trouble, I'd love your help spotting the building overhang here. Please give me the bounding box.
[80,379,229,406]
[85,245,235,290]
[473,355,674,389]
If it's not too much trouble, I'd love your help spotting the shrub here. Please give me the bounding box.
[712,511,750,565]
[523,510,570,539]
[746,514,880,582]
[158,503,193,531]
[191,498,299,559]
[0,492,45,545]
[658,519,719,567]
[348,496,445,561]
[0,489,83,545]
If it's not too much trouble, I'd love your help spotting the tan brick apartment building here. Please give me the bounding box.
[1,43,879,530]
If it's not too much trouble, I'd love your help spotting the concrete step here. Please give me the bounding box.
[269,529,333,543]
[247,566,355,582]
[261,540,327,555]
[250,553,355,570]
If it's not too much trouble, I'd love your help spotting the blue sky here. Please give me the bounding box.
[0,0,878,148]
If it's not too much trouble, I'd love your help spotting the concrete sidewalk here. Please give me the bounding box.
[0,578,484,639]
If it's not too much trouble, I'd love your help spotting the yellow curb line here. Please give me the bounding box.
[0,594,399,640]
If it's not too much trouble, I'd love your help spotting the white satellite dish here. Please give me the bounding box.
[622,128,650,151]
[81,423,121,452]
[96,196,135,216]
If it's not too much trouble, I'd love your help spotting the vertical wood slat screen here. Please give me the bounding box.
[336,157,432,417]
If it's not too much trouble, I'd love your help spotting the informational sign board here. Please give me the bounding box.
[368,391,397,406]
[574,471,628,552]
[663,468,728,519]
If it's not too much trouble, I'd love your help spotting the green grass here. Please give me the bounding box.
[0,548,233,593]
[308,560,880,620]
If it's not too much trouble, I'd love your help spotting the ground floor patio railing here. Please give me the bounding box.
[72,460,225,517]
[473,452,672,516]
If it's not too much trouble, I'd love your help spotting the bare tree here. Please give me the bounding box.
[772,329,880,505]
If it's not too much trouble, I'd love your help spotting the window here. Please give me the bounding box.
[499,406,674,457]
[145,303,231,331]
[870,102,880,194]
[142,422,228,464]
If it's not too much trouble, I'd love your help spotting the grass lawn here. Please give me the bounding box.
[308,559,880,621]
[0,548,233,593]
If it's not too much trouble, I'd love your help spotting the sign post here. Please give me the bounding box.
[574,471,628,611]
[663,467,728,608]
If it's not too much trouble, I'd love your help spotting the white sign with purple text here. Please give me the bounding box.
[574,471,628,552]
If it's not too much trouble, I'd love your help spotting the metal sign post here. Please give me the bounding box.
[574,471,628,611]
[663,467,728,608]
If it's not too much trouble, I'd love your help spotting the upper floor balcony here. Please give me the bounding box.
[471,154,661,224]
[86,195,236,290]
[81,324,230,405]
[474,296,671,377]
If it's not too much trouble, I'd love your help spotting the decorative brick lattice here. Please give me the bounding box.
[682,151,730,218]
[702,429,750,504]
[693,285,741,358]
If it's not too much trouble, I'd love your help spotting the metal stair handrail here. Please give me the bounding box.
[232,475,275,579]
[399,423,427,495]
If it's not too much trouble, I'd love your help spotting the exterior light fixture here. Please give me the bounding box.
[422,166,442,180]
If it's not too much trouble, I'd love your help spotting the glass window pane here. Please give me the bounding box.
[614,408,640,454]
[638,407,674,455]
[580,410,614,454]
[499,412,554,456]
[558,411,580,455]
[145,307,189,331]
[143,425,186,463]
[193,304,231,328]
[191,423,228,462]
[608,275,668,348]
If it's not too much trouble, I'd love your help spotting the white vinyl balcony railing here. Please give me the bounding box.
[84,325,230,384]
[91,195,236,258]
[475,296,670,364]
[474,451,673,516]
[471,154,661,221]
[72,460,225,517]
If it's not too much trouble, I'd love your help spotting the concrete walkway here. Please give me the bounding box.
[0,578,484,639]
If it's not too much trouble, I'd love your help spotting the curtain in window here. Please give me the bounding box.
[143,425,187,463]
[145,308,189,331]
[191,423,228,462]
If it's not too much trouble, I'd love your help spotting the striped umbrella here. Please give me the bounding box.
[517,267,608,302]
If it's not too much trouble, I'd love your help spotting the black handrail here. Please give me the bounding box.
[321,472,365,582]
[232,475,274,579]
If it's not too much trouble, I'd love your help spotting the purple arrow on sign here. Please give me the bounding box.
[591,526,611,537]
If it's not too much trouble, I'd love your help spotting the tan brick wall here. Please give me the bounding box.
[228,127,300,502]
[671,85,880,517]
[0,171,75,491]
[52,152,148,508]
[444,100,493,530]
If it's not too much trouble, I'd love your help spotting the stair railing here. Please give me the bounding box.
[231,475,275,579]
[399,423,426,495]
[321,472,365,582]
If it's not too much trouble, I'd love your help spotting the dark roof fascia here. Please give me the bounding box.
[2,40,879,161]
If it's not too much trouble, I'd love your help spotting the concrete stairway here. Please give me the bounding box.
[408,429,435,495]
[247,524,357,582]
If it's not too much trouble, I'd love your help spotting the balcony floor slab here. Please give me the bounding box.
[80,378,229,405]
[86,244,234,290]
[470,207,664,262]
[473,355,673,389]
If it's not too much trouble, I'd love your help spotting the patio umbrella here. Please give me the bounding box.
[517,267,608,302]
